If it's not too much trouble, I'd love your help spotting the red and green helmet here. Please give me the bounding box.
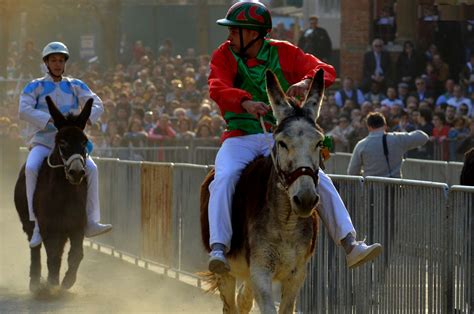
[217,1,272,33]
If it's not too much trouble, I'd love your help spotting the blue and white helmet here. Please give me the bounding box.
[42,42,69,61]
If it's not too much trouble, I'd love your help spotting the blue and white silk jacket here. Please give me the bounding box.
[19,73,103,148]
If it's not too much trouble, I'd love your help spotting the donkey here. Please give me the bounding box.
[200,70,326,313]
[14,96,92,293]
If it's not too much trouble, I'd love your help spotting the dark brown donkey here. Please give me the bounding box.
[201,70,326,313]
[14,96,92,293]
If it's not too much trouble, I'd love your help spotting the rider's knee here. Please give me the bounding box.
[25,161,41,176]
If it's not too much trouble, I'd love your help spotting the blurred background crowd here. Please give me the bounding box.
[0,0,473,162]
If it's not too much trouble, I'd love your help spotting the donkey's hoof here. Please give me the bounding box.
[61,272,77,290]
[29,279,41,293]
[48,284,61,296]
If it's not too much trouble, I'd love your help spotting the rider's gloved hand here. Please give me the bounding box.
[287,78,312,102]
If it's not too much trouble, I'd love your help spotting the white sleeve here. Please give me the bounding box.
[18,82,50,129]
[401,130,429,150]
[73,79,104,124]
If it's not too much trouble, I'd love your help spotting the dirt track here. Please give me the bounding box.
[0,181,222,313]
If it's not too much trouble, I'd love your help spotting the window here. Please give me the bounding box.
[318,0,340,16]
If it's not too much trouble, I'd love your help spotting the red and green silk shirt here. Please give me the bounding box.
[208,38,336,142]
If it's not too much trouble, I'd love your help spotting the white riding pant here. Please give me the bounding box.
[208,134,356,250]
[25,145,101,224]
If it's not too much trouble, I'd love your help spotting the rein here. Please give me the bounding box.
[259,116,318,190]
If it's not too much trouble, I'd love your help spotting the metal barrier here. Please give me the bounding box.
[327,154,464,185]
[93,146,191,163]
[447,186,474,313]
[446,162,464,186]
[299,175,366,313]
[88,146,465,186]
[95,159,142,256]
[332,138,465,162]
[8,145,473,312]
[89,160,472,313]
[193,146,218,165]
[172,163,211,272]
[364,177,450,313]
[401,158,448,183]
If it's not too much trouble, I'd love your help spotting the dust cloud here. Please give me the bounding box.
[0,154,222,313]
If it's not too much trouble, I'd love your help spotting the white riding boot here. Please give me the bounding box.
[30,221,42,248]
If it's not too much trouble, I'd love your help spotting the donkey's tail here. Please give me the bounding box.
[196,271,219,293]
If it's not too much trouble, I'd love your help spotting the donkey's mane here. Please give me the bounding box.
[274,102,318,135]
[63,113,84,125]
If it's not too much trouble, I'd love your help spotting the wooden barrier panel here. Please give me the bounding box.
[141,163,174,265]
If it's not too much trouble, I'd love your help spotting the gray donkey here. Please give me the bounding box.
[200,69,326,313]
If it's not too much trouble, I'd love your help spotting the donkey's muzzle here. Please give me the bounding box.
[67,168,86,183]
[65,154,86,185]
[291,191,319,217]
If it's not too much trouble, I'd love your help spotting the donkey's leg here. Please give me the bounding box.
[250,266,276,314]
[29,245,41,292]
[216,273,237,314]
[43,233,66,287]
[278,267,307,314]
[237,280,254,314]
[61,232,84,289]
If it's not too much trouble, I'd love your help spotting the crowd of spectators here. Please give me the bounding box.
[325,37,474,161]
[1,39,227,158]
[1,26,473,162]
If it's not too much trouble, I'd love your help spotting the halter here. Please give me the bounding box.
[47,146,86,173]
[259,116,319,191]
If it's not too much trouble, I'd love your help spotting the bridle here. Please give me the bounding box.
[259,116,320,191]
[47,145,87,179]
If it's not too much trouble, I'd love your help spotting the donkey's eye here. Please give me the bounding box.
[316,141,323,149]
[278,141,288,150]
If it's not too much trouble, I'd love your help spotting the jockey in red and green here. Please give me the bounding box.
[207,0,382,277]
[209,1,336,141]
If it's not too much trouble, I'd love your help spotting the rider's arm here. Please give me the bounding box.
[208,43,252,115]
[275,41,336,88]
[72,79,104,124]
[19,81,51,129]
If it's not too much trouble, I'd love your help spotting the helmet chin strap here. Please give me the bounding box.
[238,28,264,62]
[46,65,65,80]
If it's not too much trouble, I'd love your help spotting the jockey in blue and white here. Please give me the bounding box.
[19,41,112,248]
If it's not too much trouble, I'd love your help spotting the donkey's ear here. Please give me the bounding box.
[77,98,93,130]
[45,96,67,129]
[265,70,290,123]
[302,69,325,121]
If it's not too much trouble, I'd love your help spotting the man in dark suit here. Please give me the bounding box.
[410,77,434,102]
[298,16,332,62]
[362,38,392,92]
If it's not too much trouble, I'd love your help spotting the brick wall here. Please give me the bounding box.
[340,0,372,83]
